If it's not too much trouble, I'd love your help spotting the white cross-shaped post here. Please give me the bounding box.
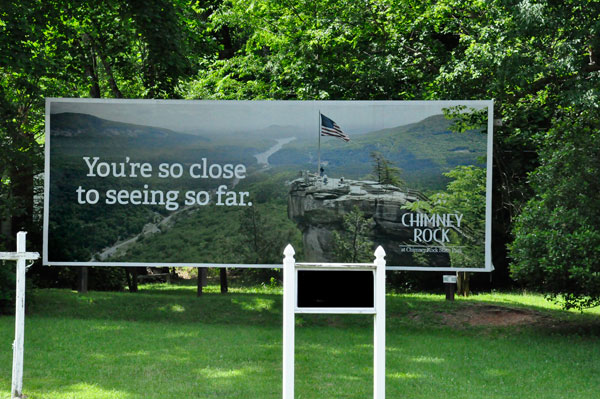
[0,232,40,399]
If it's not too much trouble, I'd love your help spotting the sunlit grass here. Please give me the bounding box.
[139,281,283,295]
[462,291,600,314]
[0,283,599,398]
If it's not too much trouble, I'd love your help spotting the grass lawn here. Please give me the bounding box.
[1,282,600,399]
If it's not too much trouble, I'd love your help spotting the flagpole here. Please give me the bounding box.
[317,110,321,177]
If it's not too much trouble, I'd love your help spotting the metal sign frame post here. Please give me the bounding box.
[282,245,386,399]
[0,232,40,399]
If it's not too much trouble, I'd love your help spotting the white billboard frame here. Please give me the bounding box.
[43,98,494,272]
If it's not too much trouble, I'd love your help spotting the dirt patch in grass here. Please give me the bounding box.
[441,304,547,327]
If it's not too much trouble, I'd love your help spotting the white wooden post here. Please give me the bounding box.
[282,245,386,399]
[12,232,27,399]
[373,246,386,399]
[282,244,295,399]
[0,232,39,399]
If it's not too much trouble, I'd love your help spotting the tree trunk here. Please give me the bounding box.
[77,267,88,294]
[197,267,207,297]
[79,35,101,98]
[197,270,203,297]
[127,268,139,292]
[83,57,101,98]
[0,218,11,243]
[201,267,207,286]
[97,49,123,98]
[218,26,235,59]
[457,272,470,296]
[9,167,34,238]
[124,267,132,290]
[220,268,228,293]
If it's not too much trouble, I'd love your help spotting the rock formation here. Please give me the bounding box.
[287,172,449,266]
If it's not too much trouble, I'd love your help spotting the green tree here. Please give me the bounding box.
[239,206,278,264]
[183,0,454,100]
[426,0,600,287]
[1,0,217,294]
[332,206,374,263]
[370,151,404,186]
[0,261,17,313]
[404,165,486,269]
[237,205,299,283]
[403,165,486,296]
[3,0,600,303]
[510,107,600,310]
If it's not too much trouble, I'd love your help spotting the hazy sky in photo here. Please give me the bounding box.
[50,100,491,136]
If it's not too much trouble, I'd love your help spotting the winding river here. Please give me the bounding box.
[91,136,297,261]
[254,137,296,166]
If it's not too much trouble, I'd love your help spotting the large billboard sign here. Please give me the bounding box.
[44,99,493,271]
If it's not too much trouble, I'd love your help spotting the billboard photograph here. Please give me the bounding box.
[44,99,493,271]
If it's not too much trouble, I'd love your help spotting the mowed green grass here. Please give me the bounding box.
[1,283,600,399]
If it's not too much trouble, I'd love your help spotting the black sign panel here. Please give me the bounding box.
[297,270,374,308]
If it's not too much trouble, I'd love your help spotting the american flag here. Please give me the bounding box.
[320,114,349,142]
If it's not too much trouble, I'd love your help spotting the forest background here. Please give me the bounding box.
[1,0,599,310]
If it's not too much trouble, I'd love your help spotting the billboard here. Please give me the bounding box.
[44,99,493,271]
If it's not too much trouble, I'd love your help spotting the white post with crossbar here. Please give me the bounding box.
[0,232,40,399]
[12,231,27,399]
[282,245,386,399]
[373,246,386,399]
[282,244,295,399]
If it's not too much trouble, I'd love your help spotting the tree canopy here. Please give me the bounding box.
[2,0,600,309]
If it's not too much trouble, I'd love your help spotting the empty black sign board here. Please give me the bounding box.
[297,270,374,308]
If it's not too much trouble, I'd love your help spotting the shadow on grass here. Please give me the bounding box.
[29,287,283,327]
[27,285,600,336]
[4,309,599,399]
[2,302,375,399]
[0,317,284,399]
[3,286,600,398]
[387,292,600,336]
